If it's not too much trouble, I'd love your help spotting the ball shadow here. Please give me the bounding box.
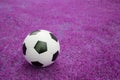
[21,61,61,72]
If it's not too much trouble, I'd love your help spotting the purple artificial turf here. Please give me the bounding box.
[0,0,120,80]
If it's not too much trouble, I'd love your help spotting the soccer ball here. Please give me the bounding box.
[22,30,60,67]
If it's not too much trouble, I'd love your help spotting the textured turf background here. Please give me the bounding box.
[0,0,120,80]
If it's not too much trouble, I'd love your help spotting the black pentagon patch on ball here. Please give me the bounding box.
[30,30,40,35]
[50,33,58,42]
[52,51,59,61]
[34,41,47,54]
[31,61,43,67]
[22,43,26,55]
